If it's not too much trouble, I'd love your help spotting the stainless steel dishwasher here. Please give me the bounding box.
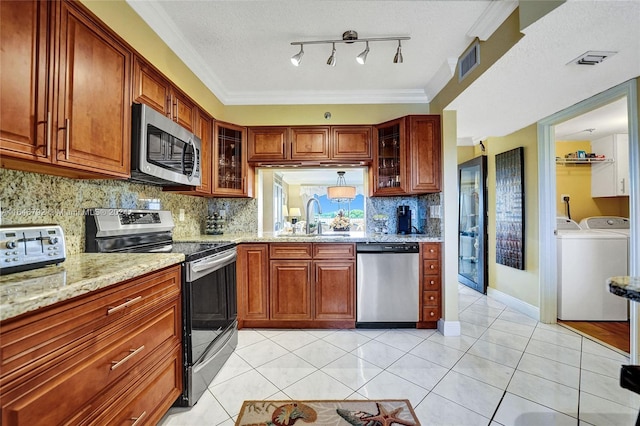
[356,242,420,328]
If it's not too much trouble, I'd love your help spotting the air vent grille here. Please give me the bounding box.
[459,41,480,82]
[570,51,617,66]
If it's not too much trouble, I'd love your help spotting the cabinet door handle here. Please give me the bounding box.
[110,345,145,370]
[107,296,143,315]
[131,411,147,426]
[46,111,52,157]
[174,99,178,122]
[59,118,70,160]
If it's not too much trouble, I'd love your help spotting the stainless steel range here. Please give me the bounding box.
[0,224,66,274]
[85,208,237,407]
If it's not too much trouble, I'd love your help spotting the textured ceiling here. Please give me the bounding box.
[128,0,640,144]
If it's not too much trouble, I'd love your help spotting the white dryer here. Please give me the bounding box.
[556,217,628,321]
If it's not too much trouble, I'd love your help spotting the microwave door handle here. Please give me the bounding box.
[191,139,198,177]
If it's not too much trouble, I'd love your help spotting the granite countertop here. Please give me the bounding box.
[0,253,185,322]
[176,231,443,244]
[608,276,640,302]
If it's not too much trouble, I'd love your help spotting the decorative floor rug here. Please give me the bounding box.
[235,399,420,426]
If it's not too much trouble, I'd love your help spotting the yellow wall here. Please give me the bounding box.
[486,124,540,307]
[555,141,629,221]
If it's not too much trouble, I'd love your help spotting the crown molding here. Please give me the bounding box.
[467,0,518,41]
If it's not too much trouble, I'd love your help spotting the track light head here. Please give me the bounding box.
[356,41,369,65]
[393,40,403,64]
[327,43,336,66]
[291,45,304,66]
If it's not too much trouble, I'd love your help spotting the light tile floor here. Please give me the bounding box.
[160,285,639,425]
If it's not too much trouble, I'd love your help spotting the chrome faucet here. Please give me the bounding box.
[305,198,322,234]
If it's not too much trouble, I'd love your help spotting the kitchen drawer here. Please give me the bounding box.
[0,265,180,386]
[1,301,180,426]
[80,343,182,426]
[422,290,440,307]
[422,307,440,321]
[422,243,440,260]
[422,259,440,275]
[423,275,441,290]
[313,243,355,259]
[270,243,313,259]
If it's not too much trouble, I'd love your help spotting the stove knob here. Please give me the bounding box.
[49,236,59,245]
[6,241,16,249]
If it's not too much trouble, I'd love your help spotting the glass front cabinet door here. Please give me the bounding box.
[458,156,488,294]
[213,121,249,196]
[372,117,407,195]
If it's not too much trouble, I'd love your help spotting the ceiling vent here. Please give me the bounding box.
[459,41,480,82]
[571,51,617,66]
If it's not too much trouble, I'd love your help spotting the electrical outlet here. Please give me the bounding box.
[179,209,185,221]
[561,194,570,202]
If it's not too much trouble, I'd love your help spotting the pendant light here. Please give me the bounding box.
[327,171,356,202]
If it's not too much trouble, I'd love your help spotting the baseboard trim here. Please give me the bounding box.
[437,319,461,336]
[487,287,540,321]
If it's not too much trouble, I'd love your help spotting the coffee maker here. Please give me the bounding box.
[397,205,412,234]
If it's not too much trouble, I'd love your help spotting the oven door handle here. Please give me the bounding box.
[191,251,237,273]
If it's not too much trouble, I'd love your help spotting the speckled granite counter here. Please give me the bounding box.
[176,231,442,244]
[608,276,640,302]
[0,253,184,321]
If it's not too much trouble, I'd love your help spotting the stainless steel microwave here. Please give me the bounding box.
[130,103,201,187]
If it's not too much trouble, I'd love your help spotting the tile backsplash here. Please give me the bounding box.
[367,193,442,236]
[0,169,207,254]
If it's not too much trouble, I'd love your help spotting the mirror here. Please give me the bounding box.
[458,156,488,294]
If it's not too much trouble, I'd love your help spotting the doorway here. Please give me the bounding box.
[538,79,639,361]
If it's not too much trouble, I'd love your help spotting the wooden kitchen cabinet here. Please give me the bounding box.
[0,0,131,179]
[247,126,372,164]
[133,56,196,132]
[213,121,253,197]
[291,127,330,161]
[237,244,270,326]
[408,115,441,193]
[371,115,441,196]
[0,265,182,426]
[270,260,313,321]
[418,242,441,328]
[238,243,355,328]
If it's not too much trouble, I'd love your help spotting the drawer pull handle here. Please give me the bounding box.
[111,345,145,370]
[430,280,435,285]
[430,311,435,317]
[107,296,143,315]
[430,265,435,269]
[429,249,435,253]
[429,296,435,301]
[131,411,147,426]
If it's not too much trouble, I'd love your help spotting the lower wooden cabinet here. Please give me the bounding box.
[418,242,441,328]
[237,243,355,328]
[0,265,182,426]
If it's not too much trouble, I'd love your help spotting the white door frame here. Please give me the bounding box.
[537,79,639,361]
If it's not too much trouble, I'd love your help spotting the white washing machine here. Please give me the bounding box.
[556,217,628,321]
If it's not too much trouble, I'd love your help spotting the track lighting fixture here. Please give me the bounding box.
[291,45,304,66]
[356,41,369,65]
[327,43,336,66]
[290,30,409,66]
[393,40,403,64]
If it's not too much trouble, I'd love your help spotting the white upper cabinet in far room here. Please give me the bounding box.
[591,134,630,197]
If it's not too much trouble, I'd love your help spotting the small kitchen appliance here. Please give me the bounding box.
[397,205,412,234]
[0,224,66,274]
[85,208,237,407]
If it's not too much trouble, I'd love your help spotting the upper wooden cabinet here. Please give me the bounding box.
[0,0,131,179]
[213,121,252,197]
[133,57,196,133]
[408,115,441,193]
[371,115,441,196]
[247,126,372,164]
